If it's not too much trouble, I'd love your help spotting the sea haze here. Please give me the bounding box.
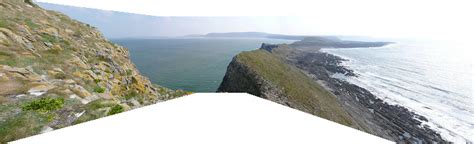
[322,40,473,143]
[112,38,295,92]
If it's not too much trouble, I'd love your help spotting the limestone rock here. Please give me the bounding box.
[70,84,91,98]
[28,84,55,96]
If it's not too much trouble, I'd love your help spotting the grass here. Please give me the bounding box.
[0,111,47,142]
[93,86,105,93]
[39,48,72,65]
[0,54,36,67]
[54,72,67,79]
[0,19,9,28]
[0,58,16,66]
[24,19,38,29]
[126,69,133,76]
[235,49,354,126]
[0,51,16,66]
[124,91,138,100]
[73,100,117,124]
[40,33,59,44]
[107,104,124,116]
[45,48,62,54]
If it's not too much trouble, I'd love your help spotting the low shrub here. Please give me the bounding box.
[107,104,124,116]
[21,97,64,113]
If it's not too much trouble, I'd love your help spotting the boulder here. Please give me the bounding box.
[70,84,91,98]
[28,84,55,96]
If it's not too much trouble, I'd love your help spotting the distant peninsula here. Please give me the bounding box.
[186,32,393,48]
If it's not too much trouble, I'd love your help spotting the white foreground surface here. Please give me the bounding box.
[12,93,393,144]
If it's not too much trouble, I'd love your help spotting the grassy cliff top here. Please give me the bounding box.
[235,48,357,127]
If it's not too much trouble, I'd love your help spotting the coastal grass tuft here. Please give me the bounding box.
[0,54,36,67]
[124,91,138,100]
[126,69,133,76]
[73,100,108,124]
[24,18,38,29]
[0,111,47,142]
[107,104,124,116]
[93,86,105,93]
[0,19,10,28]
[40,33,59,44]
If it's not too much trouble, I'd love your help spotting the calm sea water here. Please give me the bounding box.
[112,38,295,92]
[321,40,473,143]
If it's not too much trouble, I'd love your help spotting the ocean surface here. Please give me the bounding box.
[112,38,295,92]
[321,40,473,143]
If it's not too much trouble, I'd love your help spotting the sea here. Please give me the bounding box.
[112,38,295,92]
[114,37,472,143]
[321,40,473,143]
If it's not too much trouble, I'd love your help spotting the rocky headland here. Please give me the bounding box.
[218,39,448,143]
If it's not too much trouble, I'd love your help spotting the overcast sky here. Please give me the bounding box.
[36,0,472,41]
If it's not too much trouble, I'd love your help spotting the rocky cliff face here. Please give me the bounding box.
[0,0,186,142]
[218,44,364,130]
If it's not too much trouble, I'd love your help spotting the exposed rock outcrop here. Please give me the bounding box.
[0,0,187,142]
[291,51,447,143]
[218,44,364,130]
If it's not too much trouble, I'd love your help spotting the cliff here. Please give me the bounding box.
[0,0,186,142]
[217,44,364,130]
[218,42,447,143]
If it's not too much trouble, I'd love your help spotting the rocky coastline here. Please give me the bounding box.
[291,51,448,143]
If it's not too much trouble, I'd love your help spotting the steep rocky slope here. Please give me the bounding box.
[217,44,365,130]
[0,0,186,142]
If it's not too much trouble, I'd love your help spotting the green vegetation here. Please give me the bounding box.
[45,47,62,54]
[24,18,38,29]
[0,0,175,142]
[0,111,47,142]
[21,97,64,122]
[0,19,10,28]
[124,91,138,100]
[40,33,59,44]
[93,86,105,93]
[21,97,64,113]
[24,0,36,6]
[107,104,124,116]
[60,39,71,47]
[40,48,73,64]
[0,54,36,67]
[74,100,118,124]
[126,69,133,75]
[54,72,67,79]
[235,49,354,126]
[0,51,15,66]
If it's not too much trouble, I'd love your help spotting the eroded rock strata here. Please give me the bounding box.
[218,42,447,143]
[0,0,186,142]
